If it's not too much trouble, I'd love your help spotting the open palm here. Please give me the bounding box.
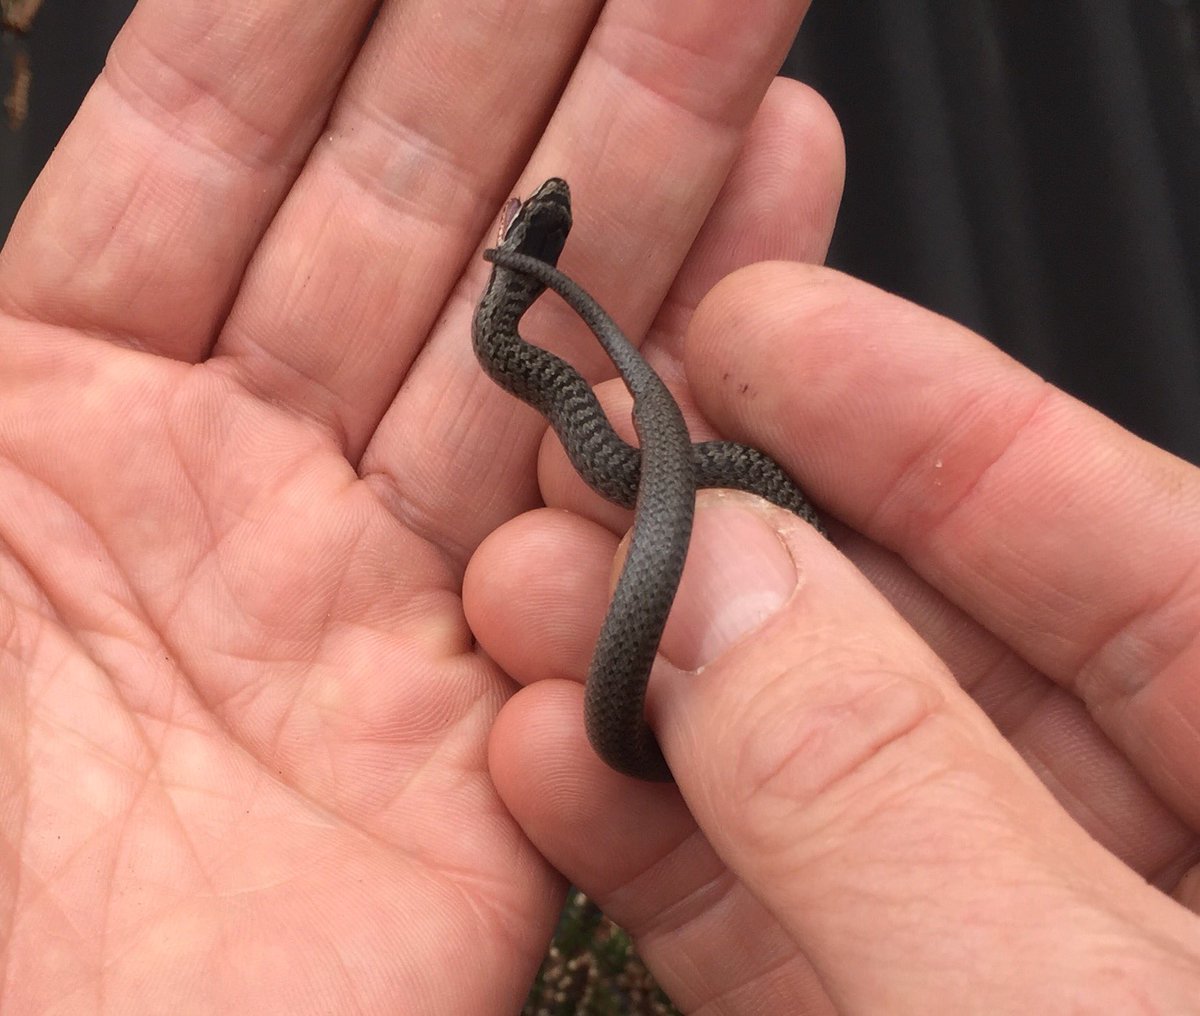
[0,1,833,1011]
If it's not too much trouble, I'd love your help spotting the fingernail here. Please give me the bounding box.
[661,492,801,670]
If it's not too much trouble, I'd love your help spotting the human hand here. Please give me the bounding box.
[468,264,1200,1011]
[0,1,831,1011]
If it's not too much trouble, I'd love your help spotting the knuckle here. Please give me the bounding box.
[723,655,949,853]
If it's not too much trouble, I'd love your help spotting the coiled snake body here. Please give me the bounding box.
[473,178,821,782]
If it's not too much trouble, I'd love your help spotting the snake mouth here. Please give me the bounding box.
[503,177,572,266]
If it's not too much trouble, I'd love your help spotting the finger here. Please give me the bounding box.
[464,508,610,689]
[0,0,377,359]
[661,497,1200,1012]
[468,472,1199,886]
[472,494,1200,1009]
[686,261,1200,832]
[844,531,1200,887]
[489,681,835,1016]
[652,76,844,359]
[360,0,813,560]
[212,1,601,452]
[469,510,835,1013]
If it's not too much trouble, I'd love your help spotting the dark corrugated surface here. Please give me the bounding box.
[787,2,1200,463]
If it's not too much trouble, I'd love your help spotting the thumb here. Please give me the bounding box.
[654,492,1200,1013]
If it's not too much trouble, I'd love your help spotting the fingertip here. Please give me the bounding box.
[463,508,607,686]
[489,681,598,825]
[489,680,692,893]
[761,75,845,162]
[748,77,846,250]
[672,79,846,318]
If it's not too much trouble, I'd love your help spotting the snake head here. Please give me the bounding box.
[497,177,573,267]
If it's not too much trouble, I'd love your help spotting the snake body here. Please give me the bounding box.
[473,177,821,781]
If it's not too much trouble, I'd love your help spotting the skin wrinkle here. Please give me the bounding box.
[1065,572,1191,704]
[358,468,477,572]
[955,639,1036,714]
[37,684,164,776]
[163,387,234,578]
[356,682,495,822]
[362,291,542,564]
[859,379,1155,656]
[605,17,733,77]
[698,954,790,1015]
[1,413,438,853]
[1133,697,1200,820]
[47,163,156,337]
[851,535,1200,885]
[610,854,774,1011]
[165,707,421,891]
[17,626,76,724]
[448,0,576,56]
[103,38,286,176]
[9,884,96,1004]
[363,0,588,145]
[1019,734,1132,864]
[732,663,949,843]
[962,641,1044,718]
[15,149,243,349]
[0,297,120,354]
[33,12,358,351]
[215,351,353,460]
[260,664,407,815]
[15,763,142,924]
[625,845,833,1015]
[0,470,169,680]
[163,560,283,701]
[287,625,491,813]
[1073,551,1200,708]
[0,564,32,650]
[436,858,545,963]
[328,240,526,480]
[643,98,841,354]
[864,374,1054,545]
[632,857,740,943]
[595,3,803,132]
[329,91,504,215]
[559,47,752,274]
[214,283,369,454]
[0,609,28,1016]
[594,27,750,136]
[219,209,364,393]
[973,670,1097,801]
[1147,841,1200,893]
[112,6,345,171]
[278,200,465,398]
[160,425,395,708]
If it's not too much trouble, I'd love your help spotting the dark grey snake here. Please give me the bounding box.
[472,177,822,782]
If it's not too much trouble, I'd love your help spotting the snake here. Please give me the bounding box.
[472,177,822,782]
